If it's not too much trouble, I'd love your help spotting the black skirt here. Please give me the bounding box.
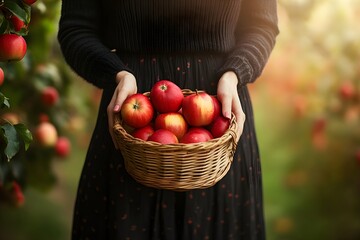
[71,53,265,240]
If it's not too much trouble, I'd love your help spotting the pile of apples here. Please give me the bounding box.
[120,80,231,144]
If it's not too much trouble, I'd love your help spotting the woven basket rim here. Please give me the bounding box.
[113,112,237,149]
[112,89,238,190]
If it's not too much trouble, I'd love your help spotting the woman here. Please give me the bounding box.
[58,0,279,239]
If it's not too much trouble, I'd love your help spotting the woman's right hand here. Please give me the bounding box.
[107,71,137,149]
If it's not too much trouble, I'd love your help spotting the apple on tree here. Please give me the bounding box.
[154,112,188,140]
[150,80,184,113]
[55,137,71,158]
[121,93,154,129]
[1,112,20,125]
[338,82,355,100]
[38,113,50,123]
[0,34,27,62]
[35,122,58,147]
[10,15,26,32]
[11,181,25,207]
[22,0,37,5]
[0,67,4,86]
[182,91,215,127]
[41,86,59,107]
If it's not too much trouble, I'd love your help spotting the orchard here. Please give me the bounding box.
[0,0,359,239]
[256,0,360,239]
[0,0,88,208]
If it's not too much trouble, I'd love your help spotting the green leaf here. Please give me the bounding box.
[1,123,20,161]
[3,0,31,24]
[14,123,33,151]
[0,13,4,27]
[0,128,7,154]
[0,92,10,109]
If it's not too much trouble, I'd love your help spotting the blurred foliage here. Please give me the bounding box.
[0,0,35,206]
[0,0,96,208]
[0,0,359,239]
[257,0,360,239]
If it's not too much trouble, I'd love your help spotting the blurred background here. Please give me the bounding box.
[0,0,359,239]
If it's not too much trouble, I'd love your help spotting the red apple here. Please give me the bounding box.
[12,181,25,207]
[1,112,20,125]
[154,112,188,140]
[121,93,154,128]
[182,91,215,127]
[210,115,230,138]
[22,0,37,5]
[339,82,355,100]
[35,122,58,147]
[180,127,213,143]
[147,129,179,144]
[38,113,50,123]
[55,137,71,157]
[211,96,221,119]
[41,86,59,107]
[10,15,26,32]
[0,67,4,86]
[150,80,184,113]
[0,34,27,62]
[131,124,154,141]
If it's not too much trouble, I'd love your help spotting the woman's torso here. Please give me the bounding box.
[100,0,242,55]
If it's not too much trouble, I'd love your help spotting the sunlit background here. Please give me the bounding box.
[1,0,359,239]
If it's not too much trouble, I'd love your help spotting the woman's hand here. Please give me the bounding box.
[217,71,245,142]
[107,71,137,149]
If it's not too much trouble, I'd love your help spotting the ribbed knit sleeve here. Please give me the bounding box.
[217,0,279,87]
[57,0,133,89]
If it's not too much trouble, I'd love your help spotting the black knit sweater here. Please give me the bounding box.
[58,0,279,89]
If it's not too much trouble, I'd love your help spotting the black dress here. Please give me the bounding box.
[58,0,279,239]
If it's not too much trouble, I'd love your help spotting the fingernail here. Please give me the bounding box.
[113,104,120,112]
[224,111,231,120]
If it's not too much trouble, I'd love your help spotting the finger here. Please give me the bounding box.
[235,112,245,142]
[232,97,245,141]
[112,89,127,113]
[218,93,232,120]
[107,100,120,149]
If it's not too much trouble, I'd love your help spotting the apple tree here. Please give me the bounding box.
[0,0,34,207]
[0,0,84,207]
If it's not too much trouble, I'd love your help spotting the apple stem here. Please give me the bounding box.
[160,84,168,91]
[133,102,140,110]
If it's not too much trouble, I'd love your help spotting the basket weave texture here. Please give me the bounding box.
[113,89,238,191]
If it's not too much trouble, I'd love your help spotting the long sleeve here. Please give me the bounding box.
[217,0,279,86]
[57,0,133,89]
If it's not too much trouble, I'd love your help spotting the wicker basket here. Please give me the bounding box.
[113,89,238,191]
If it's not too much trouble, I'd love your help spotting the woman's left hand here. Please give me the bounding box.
[217,71,245,142]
